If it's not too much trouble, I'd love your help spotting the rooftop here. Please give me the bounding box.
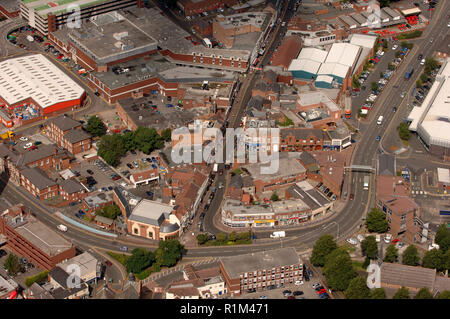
[48,115,81,131]
[377,154,396,176]
[0,54,85,109]
[59,178,84,194]
[57,252,99,280]
[128,199,174,226]
[380,262,436,290]
[20,167,56,190]
[83,192,113,208]
[288,180,331,210]
[220,247,302,278]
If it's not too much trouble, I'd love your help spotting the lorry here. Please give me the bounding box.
[26,35,34,42]
[404,67,414,80]
[270,231,286,238]
[213,163,218,173]
[363,175,370,190]
[57,224,67,232]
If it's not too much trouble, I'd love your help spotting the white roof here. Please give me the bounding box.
[315,75,334,84]
[325,43,361,68]
[411,58,450,146]
[129,199,174,223]
[437,168,450,184]
[0,54,85,109]
[297,48,328,63]
[297,91,339,111]
[288,58,321,75]
[401,7,421,16]
[57,252,99,281]
[318,62,349,79]
[349,33,377,49]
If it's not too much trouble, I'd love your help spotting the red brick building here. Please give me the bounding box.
[177,0,237,16]
[19,167,59,201]
[280,128,325,152]
[59,178,87,203]
[0,204,76,271]
[219,248,303,296]
[46,115,92,155]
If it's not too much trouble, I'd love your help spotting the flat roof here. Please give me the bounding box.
[22,0,112,17]
[129,199,174,226]
[0,54,84,109]
[318,62,349,79]
[437,168,450,184]
[380,262,435,290]
[288,58,321,75]
[57,252,98,280]
[349,33,377,49]
[220,247,302,278]
[325,43,361,68]
[297,48,328,64]
[215,12,269,29]
[15,216,73,257]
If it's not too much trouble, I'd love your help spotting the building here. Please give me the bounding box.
[0,0,20,18]
[47,267,89,299]
[129,169,159,188]
[407,58,450,160]
[19,167,59,201]
[270,36,302,71]
[437,168,450,191]
[280,128,325,152]
[81,192,113,217]
[124,199,180,241]
[166,264,225,299]
[0,275,18,299]
[0,204,76,271]
[219,247,303,296]
[57,252,101,285]
[379,262,450,296]
[177,0,237,16]
[241,152,307,193]
[46,115,91,155]
[434,35,449,62]
[0,54,86,127]
[59,178,87,203]
[19,0,141,35]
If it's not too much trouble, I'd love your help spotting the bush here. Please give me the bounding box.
[398,31,422,40]
[197,233,210,245]
[398,122,410,141]
[107,251,130,266]
[98,204,121,220]
[135,269,151,280]
[24,271,49,287]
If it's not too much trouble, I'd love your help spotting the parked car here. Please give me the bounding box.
[283,290,292,296]
[347,238,358,245]
[293,291,304,296]
[120,246,128,252]
[0,249,7,257]
[312,283,322,289]
[87,169,94,175]
[294,280,304,286]
[126,163,133,169]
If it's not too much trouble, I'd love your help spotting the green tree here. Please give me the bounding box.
[126,248,154,274]
[422,249,445,272]
[393,287,410,299]
[361,236,378,259]
[24,271,49,287]
[384,244,399,263]
[380,72,384,79]
[435,223,450,253]
[402,245,420,266]
[420,73,428,83]
[228,231,237,242]
[352,76,361,89]
[161,128,172,142]
[444,249,450,272]
[398,122,411,141]
[414,287,434,299]
[98,134,126,167]
[344,277,370,299]
[122,131,136,152]
[323,248,356,291]
[196,233,209,245]
[437,291,450,299]
[4,254,21,276]
[416,79,422,88]
[388,63,395,71]
[86,116,107,137]
[370,288,387,299]
[216,232,227,243]
[310,235,338,267]
[371,82,379,92]
[424,57,439,74]
[154,240,185,267]
[366,208,389,233]
[99,149,120,167]
[100,204,121,219]
[270,192,279,202]
[134,127,164,154]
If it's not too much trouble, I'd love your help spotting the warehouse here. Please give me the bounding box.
[288,48,327,81]
[0,54,85,127]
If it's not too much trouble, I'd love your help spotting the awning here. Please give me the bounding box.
[342,141,352,149]
[254,220,275,223]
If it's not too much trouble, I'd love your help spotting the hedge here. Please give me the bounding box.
[25,271,49,287]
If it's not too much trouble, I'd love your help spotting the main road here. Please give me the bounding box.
[0,0,448,258]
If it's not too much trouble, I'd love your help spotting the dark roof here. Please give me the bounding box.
[49,267,71,289]
[113,187,131,218]
[242,175,254,187]
[18,144,67,167]
[49,266,87,299]
[49,115,81,131]
[287,183,330,210]
[247,96,264,110]
[0,143,20,163]
[59,178,84,194]
[254,79,280,94]
[63,129,91,144]
[263,70,278,83]
[229,174,243,189]
[160,222,180,233]
[20,167,56,190]
[298,151,317,166]
[380,262,436,290]
[435,34,450,54]
[378,154,396,176]
[94,215,114,226]
[281,128,324,140]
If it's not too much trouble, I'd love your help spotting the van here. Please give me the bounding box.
[57,224,67,232]
[377,116,383,125]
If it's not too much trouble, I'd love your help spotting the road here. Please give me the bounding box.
[0,0,448,259]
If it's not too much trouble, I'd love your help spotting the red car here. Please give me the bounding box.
[393,238,399,244]
[316,288,327,295]
[105,260,112,267]
[112,175,121,181]
[349,194,354,200]
[287,296,295,299]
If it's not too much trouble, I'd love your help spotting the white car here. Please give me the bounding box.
[357,234,365,242]
[400,91,406,98]
[392,45,398,50]
[24,142,33,149]
[420,59,426,65]
[347,238,358,245]
[384,234,392,244]
[294,280,304,286]
[19,137,28,142]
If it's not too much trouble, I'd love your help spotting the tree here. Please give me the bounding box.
[371,82,379,92]
[361,236,378,259]
[384,244,399,263]
[216,232,227,243]
[435,223,450,253]
[196,233,210,245]
[402,245,420,266]
[393,287,410,299]
[323,248,356,291]
[3,253,21,276]
[420,73,428,83]
[122,131,136,152]
[370,288,387,299]
[134,127,164,154]
[99,204,121,220]
[228,231,237,242]
[398,122,411,141]
[424,57,439,74]
[154,240,185,267]
[366,208,389,233]
[416,79,422,88]
[270,192,279,202]
[126,248,154,274]
[414,287,434,299]
[161,128,172,142]
[444,249,450,272]
[380,72,384,79]
[388,63,395,71]
[422,249,445,272]
[98,134,126,167]
[310,235,338,267]
[86,116,107,137]
[437,291,450,299]
[382,39,388,49]
[352,76,361,89]
[344,277,370,299]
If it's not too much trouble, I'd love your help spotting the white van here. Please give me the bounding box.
[377,116,383,125]
[57,224,67,232]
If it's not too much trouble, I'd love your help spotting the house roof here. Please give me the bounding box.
[59,178,84,194]
[281,128,324,140]
[128,199,173,226]
[380,262,436,290]
[63,129,91,144]
[271,35,302,68]
[20,167,56,190]
[94,215,114,226]
[49,115,81,131]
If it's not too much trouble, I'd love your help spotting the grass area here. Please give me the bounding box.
[83,215,94,222]
[201,239,253,246]
[106,251,130,266]
[278,116,294,127]
[341,243,357,253]
[232,168,243,175]
[343,120,356,133]
[397,30,423,40]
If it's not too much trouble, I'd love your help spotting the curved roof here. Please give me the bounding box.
[160,222,180,233]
